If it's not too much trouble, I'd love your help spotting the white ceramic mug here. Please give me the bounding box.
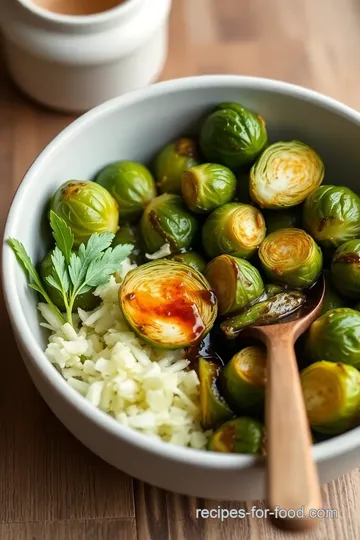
[0,0,171,112]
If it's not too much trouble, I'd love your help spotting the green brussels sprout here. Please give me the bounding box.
[250,141,324,209]
[201,203,266,259]
[263,206,302,234]
[204,254,264,316]
[301,361,360,435]
[330,239,360,300]
[199,102,268,170]
[199,358,234,430]
[181,163,236,214]
[303,186,360,250]
[40,250,100,312]
[119,260,217,349]
[139,194,199,254]
[221,346,267,413]
[113,224,143,265]
[50,180,119,247]
[207,417,264,454]
[307,308,360,369]
[258,228,323,288]
[320,270,346,315]
[95,161,156,223]
[221,291,306,338]
[265,284,284,297]
[154,137,201,194]
[167,251,207,273]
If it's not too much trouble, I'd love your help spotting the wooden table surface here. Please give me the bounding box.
[1,1,360,539]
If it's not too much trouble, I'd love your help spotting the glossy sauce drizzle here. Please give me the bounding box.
[125,279,214,344]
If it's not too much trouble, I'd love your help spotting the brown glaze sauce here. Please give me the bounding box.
[126,279,214,344]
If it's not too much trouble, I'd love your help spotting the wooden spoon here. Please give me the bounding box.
[247,275,325,531]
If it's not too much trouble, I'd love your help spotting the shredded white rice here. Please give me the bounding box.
[39,258,211,449]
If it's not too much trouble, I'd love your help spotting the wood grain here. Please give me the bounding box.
[1,0,360,539]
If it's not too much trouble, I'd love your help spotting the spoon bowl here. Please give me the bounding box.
[248,275,325,531]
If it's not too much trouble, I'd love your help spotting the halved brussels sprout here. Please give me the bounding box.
[154,138,201,194]
[201,203,266,259]
[258,228,323,288]
[330,239,360,300]
[40,250,100,312]
[207,417,264,454]
[221,346,267,413]
[50,180,119,247]
[199,358,234,430]
[204,255,264,315]
[308,308,360,369]
[221,291,306,338]
[119,260,217,349]
[139,194,199,254]
[167,251,207,273]
[303,186,360,250]
[181,163,236,214]
[320,270,346,315]
[113,224,143,265]
[301,361,360,435]
[263,206,302,234]
[199,102,268,170]
[250,141,324,209]
[95,161,156,223]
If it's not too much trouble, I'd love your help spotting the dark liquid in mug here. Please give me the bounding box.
[31,0,125,15]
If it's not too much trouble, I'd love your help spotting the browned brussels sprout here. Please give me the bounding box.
[119,260,217,349]
[204,255,264,316]
[208,417,265,454]
[221,346,267,413]
[199,358,234,430]
[330,239,360,300]
[154,138,201,194]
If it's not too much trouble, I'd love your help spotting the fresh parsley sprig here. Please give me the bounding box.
[7,210,133,327]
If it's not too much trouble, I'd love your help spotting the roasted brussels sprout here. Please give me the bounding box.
[167,251,207,273]
[199,102,268,170]
[181,163,236,214]
[330,239,360,300]
[199,358,234,430]
[258,228,323,288]
[119,260,217,348]
[154,138,201,194]
[303,186,360,250]
[301,361,360,435]
[50,180,119,247]
[205,255,264,315]
[308,308,360,369]
[207,417,264,454]
[250,141,324,209]
[221,346,266,413]
[320,270,346,315]
[263,206,302,234]
[221,291,306,338]
[113,224,143,265]
[201,203,266,259]
[95,161,156,223]
[139,194,198,254]
[40,250,100,312]
[265,284,284,297]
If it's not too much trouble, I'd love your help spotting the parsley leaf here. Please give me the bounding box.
[49,210,74,265]
[7,238,66,324]
[68,232,114,290]
[83,244,134,288]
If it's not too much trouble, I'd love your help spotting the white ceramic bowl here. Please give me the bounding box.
[3,75,360,501]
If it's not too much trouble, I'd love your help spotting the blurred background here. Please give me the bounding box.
[1,1,359,539]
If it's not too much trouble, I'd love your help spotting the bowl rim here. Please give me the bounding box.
[3,74,360,470]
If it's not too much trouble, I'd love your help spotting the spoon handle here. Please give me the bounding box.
[265,334,322,530]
